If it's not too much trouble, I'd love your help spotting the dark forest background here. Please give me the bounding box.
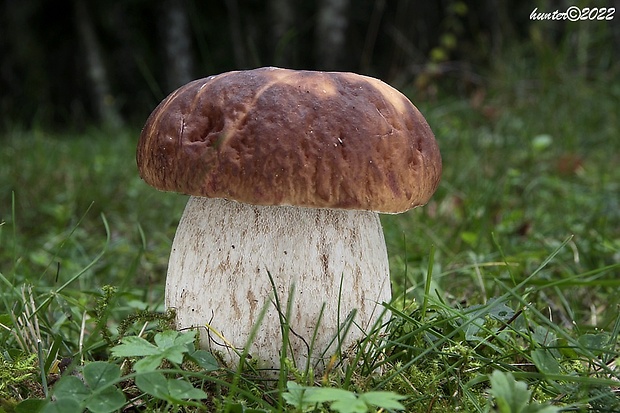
[1,0,618,130]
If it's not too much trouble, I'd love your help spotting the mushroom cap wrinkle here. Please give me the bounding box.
[137,66,441,213]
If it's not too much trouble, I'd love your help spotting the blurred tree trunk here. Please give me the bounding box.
[1,1,52,125]
[161,0,194,91]
[224,0,247,67]
[74,0,122,128]
[315,0,350,70]
[360,0,385,72]
[269,0,295,67]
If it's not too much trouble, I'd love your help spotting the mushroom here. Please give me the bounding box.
[137,67,441,372]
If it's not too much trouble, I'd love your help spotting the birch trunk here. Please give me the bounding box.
[315,0,351,70]
[161,0,194,91]
[74,0,123,128]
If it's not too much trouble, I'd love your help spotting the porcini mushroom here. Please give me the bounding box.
[137,67,441,372]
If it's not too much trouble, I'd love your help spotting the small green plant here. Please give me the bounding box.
[19,330,219,412]
[111,329,216,373]
[42,362,125,413]
[132,370,209,407]
[282,381,406,412]
[488,371,559,413]
[112,329,217,406]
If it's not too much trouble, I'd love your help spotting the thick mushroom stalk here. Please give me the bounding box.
[166,196,391,370]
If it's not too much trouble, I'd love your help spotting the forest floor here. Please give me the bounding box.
[1,54,619,412]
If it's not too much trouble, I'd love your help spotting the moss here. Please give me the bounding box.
[0,353,42,403]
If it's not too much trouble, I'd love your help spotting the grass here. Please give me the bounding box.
[1,44,619,411]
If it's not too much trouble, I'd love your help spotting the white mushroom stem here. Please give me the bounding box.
[165,196,391,371]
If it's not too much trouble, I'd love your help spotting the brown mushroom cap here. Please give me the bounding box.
[137,67,441,213]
